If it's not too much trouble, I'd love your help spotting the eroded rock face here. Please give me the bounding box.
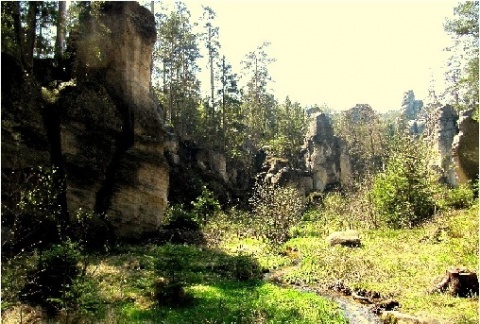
[429,105,459,184]
[452,110,479,184]
[62,2,169,239]
[304,112,351,192]
[401,90,424,120]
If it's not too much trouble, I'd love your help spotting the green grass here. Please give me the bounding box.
[283,205,479,323]
[1,240,346,323]
[116,282,346,323]
[2,204,477,323]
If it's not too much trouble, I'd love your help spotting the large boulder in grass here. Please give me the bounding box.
[327,230,361,247]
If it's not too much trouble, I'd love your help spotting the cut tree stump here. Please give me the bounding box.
[431,267,479,297]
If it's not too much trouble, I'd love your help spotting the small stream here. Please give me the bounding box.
[264,271,382,324]
[301,287,382,324]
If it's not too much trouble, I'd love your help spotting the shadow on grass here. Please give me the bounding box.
[103,243,346,324]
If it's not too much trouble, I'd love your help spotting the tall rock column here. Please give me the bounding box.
[100,2,168,238]
[429,105,458,185]
[63,2,169,239]
[452,110,479,185]
[304,112,349,191]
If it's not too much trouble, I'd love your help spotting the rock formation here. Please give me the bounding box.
[428,105,459,184]
[304,112,351,192]
[2,2,169,241]
[165,134,253,207]
[452,110,479,184]
[401,90,424,120]
[67,2,169,238]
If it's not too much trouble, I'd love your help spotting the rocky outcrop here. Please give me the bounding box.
[401,90,424,120]
[304,112,351,192]
[65,2,168,238]
[452,110,479,184]
[165,135,253,207]
[429,105,458,184]
[257,154,312,197]
[2,2,169,241]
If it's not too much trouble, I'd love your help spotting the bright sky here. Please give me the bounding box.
[166,1,457,112]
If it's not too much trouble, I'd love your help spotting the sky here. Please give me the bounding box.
[160,1,458,112]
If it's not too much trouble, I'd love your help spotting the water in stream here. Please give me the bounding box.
[264,271,382,323]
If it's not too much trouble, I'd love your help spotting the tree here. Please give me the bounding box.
[443,1,479,118]
[240,42,276,150]
[55,1,67,64]
[369,136,437,229]
[270,97,307,163]
[154,2,202,138]
[201,6,221,132]
[334,104,388,181]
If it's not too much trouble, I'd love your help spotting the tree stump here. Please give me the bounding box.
[431,268,479,297]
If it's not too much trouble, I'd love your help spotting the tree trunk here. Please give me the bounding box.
[24,1,39,74]
[12,2,24,68]
[55,1,67,64]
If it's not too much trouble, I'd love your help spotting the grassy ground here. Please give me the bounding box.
[1,204,477,323]
[281,205,479,323]
[1,241,346,323]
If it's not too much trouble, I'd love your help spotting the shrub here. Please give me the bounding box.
[250,182,304,245]
[153,277,191,308]
[231,253,262,281]
[2,167,66,255]
[441,184,475,210]
[164,205,199,231]
[160,205,205,244]
[191,186,221,226]
[21,241,81,313]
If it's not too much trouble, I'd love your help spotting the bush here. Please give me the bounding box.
[250,182,304,245]
[441,184,475,210]
[164,205,199,231]
[21,241,81,313]
[191,186,221,226]
[2,167,66,255]
[154,277,192,308]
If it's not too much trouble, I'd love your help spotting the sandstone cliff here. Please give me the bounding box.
[428,105,458,184]
[1,2,168,242]
[452,110,479,184]
[304,112,351,192]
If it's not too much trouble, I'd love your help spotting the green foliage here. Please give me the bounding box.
[191,186,221,226]
[333,104,388,181]
[2,166,66,255]
[250,182,304,245]
[164,204,199,231]
[21,240,81,312]
[438,183,476,210]
[370,137,436,228]
[444,1,479,117]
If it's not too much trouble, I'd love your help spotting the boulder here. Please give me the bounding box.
[327,230,361,247]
